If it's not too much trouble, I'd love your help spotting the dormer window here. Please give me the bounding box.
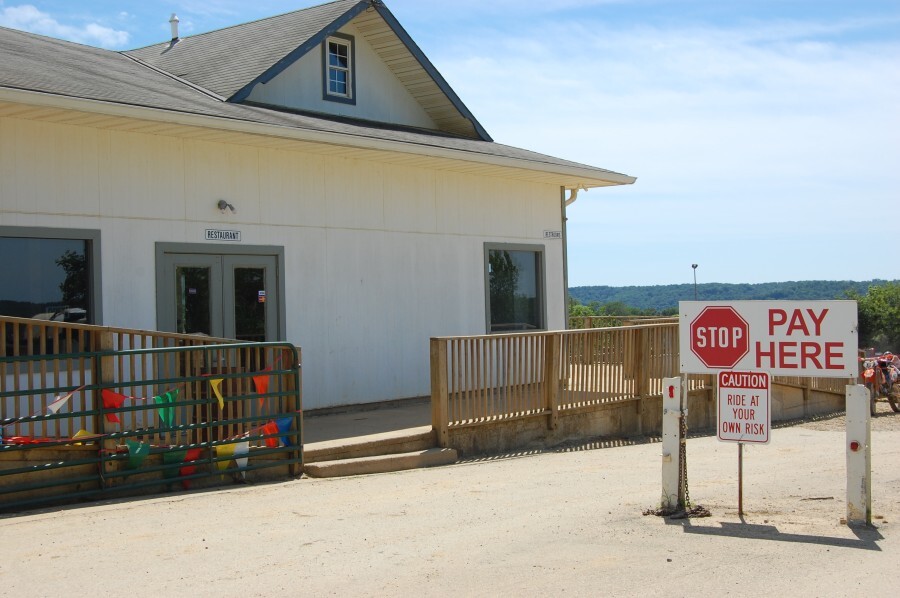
[328,40,349,94]
[323,33,355,104]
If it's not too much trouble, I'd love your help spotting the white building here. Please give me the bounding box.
[0,0,635,409]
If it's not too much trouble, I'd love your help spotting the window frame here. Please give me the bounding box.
[483,242,546,334]
[0,226,102,324]
[322,33,356,105]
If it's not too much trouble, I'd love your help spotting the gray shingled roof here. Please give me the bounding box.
[0,24,634,183]
[127,0,362,100]
[127,0,490,141]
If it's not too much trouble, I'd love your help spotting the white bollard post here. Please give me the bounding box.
[661,376,682,510]
[845,384,871,526]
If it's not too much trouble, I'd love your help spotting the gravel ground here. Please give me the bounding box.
[796,398,900,431]
[2,412,898,597]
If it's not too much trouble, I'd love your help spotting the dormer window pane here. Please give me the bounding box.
[329,42,348,68]
[329,70,347,95]
[325,37,352,99]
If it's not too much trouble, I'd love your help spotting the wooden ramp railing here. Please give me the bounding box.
[431,323,847,446]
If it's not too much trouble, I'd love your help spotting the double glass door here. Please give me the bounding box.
[159,253,278,341]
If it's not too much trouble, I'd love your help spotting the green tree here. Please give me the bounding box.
[56,249,87,309]
[848,282,900,350]
[567,299,595,328]
[598,301,633,316]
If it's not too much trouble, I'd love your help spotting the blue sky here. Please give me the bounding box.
[2,0,898,287]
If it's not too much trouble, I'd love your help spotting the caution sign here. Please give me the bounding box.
[717,371,770,444]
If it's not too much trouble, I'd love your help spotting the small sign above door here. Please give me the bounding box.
[205,229,242,242]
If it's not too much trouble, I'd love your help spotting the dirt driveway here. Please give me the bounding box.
[2,407,899,597]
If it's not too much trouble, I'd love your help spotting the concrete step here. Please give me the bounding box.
[303,425,435,464]
[303,447,458,478]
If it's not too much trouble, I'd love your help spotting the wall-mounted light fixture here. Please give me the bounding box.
[217,199,237,214]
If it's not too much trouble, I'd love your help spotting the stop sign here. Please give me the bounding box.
[690,306,750,369]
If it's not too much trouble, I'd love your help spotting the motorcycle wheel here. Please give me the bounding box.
[889,383,900,413]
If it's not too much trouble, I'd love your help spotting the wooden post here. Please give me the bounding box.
[623,328,635,380]
[633,328,647,399]
[802,378,810,418]
[96,330,116,486]
[543,334,561,430]
[296,347,303,474]
[283,346,302,477]
[430,339,449,448]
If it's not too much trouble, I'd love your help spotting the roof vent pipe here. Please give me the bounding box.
[169,14,180,42]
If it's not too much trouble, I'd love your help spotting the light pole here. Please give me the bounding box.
[691,264,698,300]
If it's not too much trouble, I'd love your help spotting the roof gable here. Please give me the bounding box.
[126,0,490,140]
[244,21,441,133]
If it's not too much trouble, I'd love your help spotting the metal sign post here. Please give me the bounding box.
[738,442,743,516]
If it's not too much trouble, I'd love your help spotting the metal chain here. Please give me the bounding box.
[680,411,690,507]
[643,389,709,519]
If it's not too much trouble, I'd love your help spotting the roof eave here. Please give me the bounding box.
[0,86,634,187]
[371,3,493,142]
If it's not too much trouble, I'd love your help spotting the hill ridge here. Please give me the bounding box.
[569,279,899,312]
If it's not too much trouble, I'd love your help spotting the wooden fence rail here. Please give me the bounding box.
[431,322,848,446]
[2,316,238,439]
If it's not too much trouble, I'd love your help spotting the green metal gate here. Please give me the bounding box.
[1,340,302,512]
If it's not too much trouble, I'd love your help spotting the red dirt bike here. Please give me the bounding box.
[861,354,900,414]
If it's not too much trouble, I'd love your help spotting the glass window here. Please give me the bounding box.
[232,266,267,342]
[175,266,211,335]
[329,41,349,68]
[324,35,354,101]
[329,68,348,96]
[485,245,544,332]
[0,235,94,323]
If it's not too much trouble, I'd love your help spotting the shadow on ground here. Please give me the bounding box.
[668,517,885,551]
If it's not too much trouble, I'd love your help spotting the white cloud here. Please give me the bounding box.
[0,4,129,48]
[427,16,900,284]
[439,17,899,183]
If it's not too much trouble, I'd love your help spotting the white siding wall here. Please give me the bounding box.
[0,116,566,408]
[245,23,437,130]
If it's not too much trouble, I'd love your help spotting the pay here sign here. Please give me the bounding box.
[678,300,858,377]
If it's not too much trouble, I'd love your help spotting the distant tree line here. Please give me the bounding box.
[568,299,676,319]
[569,279,898,312]
[569,280,900,350]
[567,298,677,329]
